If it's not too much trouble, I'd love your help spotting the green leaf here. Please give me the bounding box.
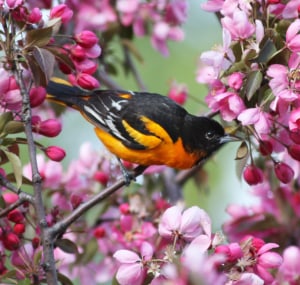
[32,47,55,83]
[245,70,262,101]
[235,141,249,180]
[55,239,79,254]
[3,121,25,135]
[0,112,13,135]
[57,272,74,285]
[25,26,53,48]
[256,38,276,63]
[3,150,22,189]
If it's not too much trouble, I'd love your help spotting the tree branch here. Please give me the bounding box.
[50,165,147,239]
[14,62,58,285]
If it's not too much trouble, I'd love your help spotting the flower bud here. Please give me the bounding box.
[93,171,109,186]
[71,45,86,61]
[27,7,42,23]
[243,165,264,185]
[13,223,25,235]
[288,144,300,161]
[29,86,46,107]
[168,82,187,105]
[2,232,20,250]
[6,0,23,9]
[70,194,83,209]
[8,209,24,224]
[44,146,66,161]
[32,236,40,249]
[32,118,62,137]
[119,203,130,215]
[74,31,98,48]
[93,226,106,238]
[259,140,273,156]
[274,162,294,184]
[50,4,73,23]
[289,130,300,144]
[74,73,100,90]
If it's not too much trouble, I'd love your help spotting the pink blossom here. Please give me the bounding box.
[158,205,211,242]
[238,107,271,136]
[201,0,224,12]
[151,22,184,56]
[165,0,187,25]
[289,108,300,131]
[282,0,300,19]
[113,242,153,285]
[221,10,255,40]
[231,273,264,284]
[116,0,139,26]
[277,246,300,282]
[23,154,63,189]
[254,243,282,283]
[206,91,246,121]
[286,19,300,52]
[228,72,244,90]
[267,53,300,102]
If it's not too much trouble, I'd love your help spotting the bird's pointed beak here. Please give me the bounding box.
[220,134,241,144]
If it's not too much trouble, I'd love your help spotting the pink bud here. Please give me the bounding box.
[32,118,62,137]
[8,209,24,224]
[32,236,40,249]
[13,223,25,235]
[259,140,273,156]
[44,146,66,161]
[2,232,20,250]
[168,82,188,105]
[74,73,100,90]
[29,86,46,107]
[94,226,106,238]
[74,31,98,48]
[70,194,83,209]
[274,162,294,184]
[288,144,300,161]
[243,165,264,185]
[119,203,130,215]
[27,7,42,23]
[93,171,109,186]
[50,4,73,23]
[289,130,300,144]
[71,45,87,61]
[3,193,18,204]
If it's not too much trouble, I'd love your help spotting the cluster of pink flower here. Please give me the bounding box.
[61,0,186,56]
[196,0,300,284]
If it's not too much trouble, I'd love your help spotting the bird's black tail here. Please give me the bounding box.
[46,77,89,109]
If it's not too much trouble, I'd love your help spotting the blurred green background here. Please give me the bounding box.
[52,1,252,231]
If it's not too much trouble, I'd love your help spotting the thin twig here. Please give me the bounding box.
[123,45,147,91]
[50,165,147,239]
[96,69,123,89]
[0,192,32,217]
[14,62,58,285]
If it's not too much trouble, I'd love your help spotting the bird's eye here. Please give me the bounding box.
[205,131,216,140]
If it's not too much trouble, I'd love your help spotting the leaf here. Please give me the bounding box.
[25,26,53,48]
[0,112,13,135]
[235,141,249,180]
[26,54,47,86]
[235,141,249,160]
[55,239,79,254]
[57,272,74,285]
[256,38,276,63]
[45,46,75,71]
[3,121,25,135]
[3,150,22,189]
[245,70,262,101]
[32,47,55,83]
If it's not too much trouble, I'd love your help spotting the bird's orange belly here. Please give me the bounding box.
[94,127,200,169]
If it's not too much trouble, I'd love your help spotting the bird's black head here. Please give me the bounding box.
[182,116,233,162]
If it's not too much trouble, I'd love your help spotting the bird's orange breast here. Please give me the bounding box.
[94,127,203,169]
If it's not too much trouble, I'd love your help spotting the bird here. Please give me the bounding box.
[46,78,235,178]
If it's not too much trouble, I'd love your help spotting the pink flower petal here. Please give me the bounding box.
[113,249,140,263]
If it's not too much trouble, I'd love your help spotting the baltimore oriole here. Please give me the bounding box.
[46,78,234,170]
